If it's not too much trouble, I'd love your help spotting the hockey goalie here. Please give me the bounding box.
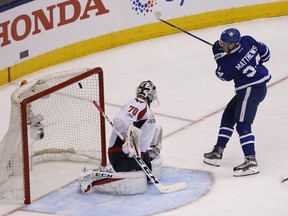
[79,80,163,195]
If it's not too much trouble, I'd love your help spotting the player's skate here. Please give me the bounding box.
[203,145,224,167]
[233,155,259,177]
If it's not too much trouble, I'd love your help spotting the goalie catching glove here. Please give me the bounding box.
[122,125,141,158]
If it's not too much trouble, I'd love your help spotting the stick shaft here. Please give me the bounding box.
[93,100,124,140]
[157,18,213,46]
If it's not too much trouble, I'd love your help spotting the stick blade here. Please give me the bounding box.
[156,181,187,193]
[155,11,162,19]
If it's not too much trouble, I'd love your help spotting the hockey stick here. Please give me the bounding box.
[155,11,213,46]
[281,177,288,183]
[92,100,187,193]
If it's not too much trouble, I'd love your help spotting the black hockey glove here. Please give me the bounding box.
[213,40,220,49]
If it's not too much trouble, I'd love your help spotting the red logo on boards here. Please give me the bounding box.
[0,0,110,47]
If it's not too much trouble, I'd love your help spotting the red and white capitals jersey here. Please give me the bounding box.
[109,97,156,152]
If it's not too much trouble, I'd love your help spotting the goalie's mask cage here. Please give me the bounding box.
[136,80,159,106]
[0,67,107,204]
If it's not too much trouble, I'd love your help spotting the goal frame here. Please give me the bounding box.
[20,67,107,204]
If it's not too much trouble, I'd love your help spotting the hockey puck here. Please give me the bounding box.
[78,82,83,89]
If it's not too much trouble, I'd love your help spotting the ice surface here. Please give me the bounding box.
[1,16,288,216]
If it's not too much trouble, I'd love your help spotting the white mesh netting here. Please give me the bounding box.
[0,68,106,202]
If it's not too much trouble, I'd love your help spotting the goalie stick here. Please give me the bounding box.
[92,100,187,193]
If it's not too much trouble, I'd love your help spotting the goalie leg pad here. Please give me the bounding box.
[151,154,163,180]
[148,125,163,160]
[79,169,147,195]
[151,125,163,150]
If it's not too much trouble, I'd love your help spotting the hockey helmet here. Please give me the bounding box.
[136,80,159,106]
[219,28,241,47]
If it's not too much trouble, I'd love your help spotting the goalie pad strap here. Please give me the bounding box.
[108,147,123,153]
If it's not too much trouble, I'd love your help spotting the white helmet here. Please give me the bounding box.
[136,80,159,106]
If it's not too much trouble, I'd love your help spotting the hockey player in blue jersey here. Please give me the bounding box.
[203,28,271,177]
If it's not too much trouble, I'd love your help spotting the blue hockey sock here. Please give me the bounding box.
[216,126,234,148]
[239,133,255,156]
[236,122,255,156]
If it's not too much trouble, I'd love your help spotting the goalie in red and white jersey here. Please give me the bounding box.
[108,80,162,172]
[78,80,163,195]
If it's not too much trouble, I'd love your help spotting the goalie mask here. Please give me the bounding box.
[136,80,159,106]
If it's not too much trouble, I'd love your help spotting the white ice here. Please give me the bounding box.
[1,15,288,216]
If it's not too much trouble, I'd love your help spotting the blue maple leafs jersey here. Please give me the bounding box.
[213,35,271,90]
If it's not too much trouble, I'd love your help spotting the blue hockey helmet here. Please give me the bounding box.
[220,28,241,46]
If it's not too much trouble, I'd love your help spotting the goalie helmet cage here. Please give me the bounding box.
[0,67,107,204]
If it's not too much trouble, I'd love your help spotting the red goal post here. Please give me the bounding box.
[0,67,107,204]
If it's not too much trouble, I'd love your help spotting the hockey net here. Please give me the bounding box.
[0,67,107,204]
